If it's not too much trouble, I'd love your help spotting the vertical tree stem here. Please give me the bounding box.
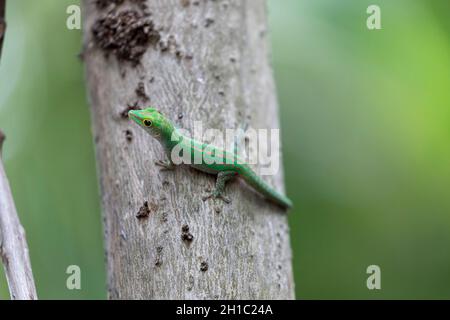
[0,1,37,300]
[0,0,5,59]
[0,131,38,300]
[83,0,294,299]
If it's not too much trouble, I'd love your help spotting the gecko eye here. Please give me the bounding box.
[143,119,152,127]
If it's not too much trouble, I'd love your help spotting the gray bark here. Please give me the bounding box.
[83,0,294,299]
[0,131,38,300]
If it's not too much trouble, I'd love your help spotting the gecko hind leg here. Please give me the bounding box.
[202,171,237,204]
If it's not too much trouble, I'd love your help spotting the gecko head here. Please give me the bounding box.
[128,107,174,140]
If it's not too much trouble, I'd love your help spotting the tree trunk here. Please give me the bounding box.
[82,0,294,299]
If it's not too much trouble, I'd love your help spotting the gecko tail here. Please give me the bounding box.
[239,165,293,209]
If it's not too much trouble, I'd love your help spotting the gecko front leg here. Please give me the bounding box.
[202,171,237,204]
[155,158,175,171]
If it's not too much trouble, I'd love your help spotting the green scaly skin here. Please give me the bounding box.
[129,107,293,209]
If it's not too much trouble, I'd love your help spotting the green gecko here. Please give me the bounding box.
[128,107,292,209]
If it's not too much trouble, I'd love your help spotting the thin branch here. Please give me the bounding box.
[0,0,37,301]
[0,0,5,59]
[0,137,38,298]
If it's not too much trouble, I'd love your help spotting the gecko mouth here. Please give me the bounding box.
[128,110,140,123]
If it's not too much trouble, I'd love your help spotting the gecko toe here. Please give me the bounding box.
[202,194,212,202]
[218,195,231,204]
[202,192,231,205]
[155,160,174,171]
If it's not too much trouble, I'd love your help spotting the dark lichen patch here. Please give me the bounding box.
[200,261,208,272]
[259,29,267,38]
[131,0,151,14]
[125,129,133,142]
[157,35,191,63]
[136,201,150,218]
[92,10,161,66]
[182,233,193,242]
[95,0,124,10]
[187,274,194,291]
[77,50,85,61]
[136,200,157,219]
[159,41,169,52]
[180,0,190,7]
[120,101,141,118]
[175,50,183,60]
[204,18,214,28]
[154,246,163,267]
[181,224,194,243]
[135,81,149,101]
[158,35,178,55]
[96,0,149,13]
[0,130,5,150]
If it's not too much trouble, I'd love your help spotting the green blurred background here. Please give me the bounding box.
[0,0,449,299]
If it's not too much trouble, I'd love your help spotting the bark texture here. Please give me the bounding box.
[0,131,38,300]
[83,0,294,299]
